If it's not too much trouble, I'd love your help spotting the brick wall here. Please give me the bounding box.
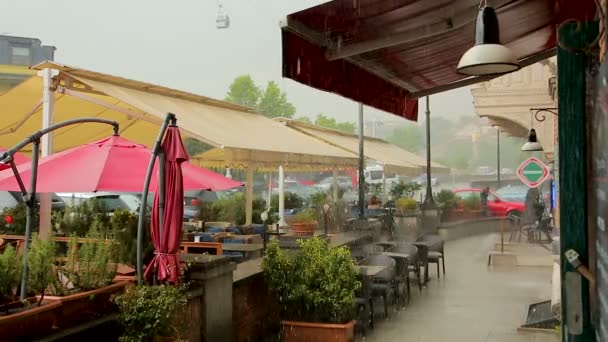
[233,272,280,341]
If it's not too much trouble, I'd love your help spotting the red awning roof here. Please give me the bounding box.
[281,0,596,121]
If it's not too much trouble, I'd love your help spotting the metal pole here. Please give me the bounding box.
[39,68,54,238]
[158,151,166,238]
[497,129,501,188]
[137,113,175,284]
[358,103,365,219]
[19,141,39,300]
[278,166,285,226]
[423,96,434,207]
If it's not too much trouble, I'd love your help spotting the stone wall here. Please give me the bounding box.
[233,272,281,341]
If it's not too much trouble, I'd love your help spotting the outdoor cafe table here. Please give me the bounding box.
[411,241,433,284]
[356,265,387,277]
[375,241,397,250]
[382,251,410,306]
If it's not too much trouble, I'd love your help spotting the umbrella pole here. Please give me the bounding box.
[19,140,40,301]
[137,113,175,285]
[154,151,166,284]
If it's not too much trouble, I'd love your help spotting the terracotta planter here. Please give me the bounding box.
[0,297,62,340]
[45,280,132,329]
[282,320,355,342]
[290,221,318,236]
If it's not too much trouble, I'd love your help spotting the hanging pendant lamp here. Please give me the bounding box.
[457,4,520,75]
[521,128,544,152]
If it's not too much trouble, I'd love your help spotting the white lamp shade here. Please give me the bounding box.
[457,44,520,76]
[521,141,544,152]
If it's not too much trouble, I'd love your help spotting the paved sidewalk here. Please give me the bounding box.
[366,233,559,342]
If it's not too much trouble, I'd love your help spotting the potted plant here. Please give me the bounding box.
[263,237,360,342]
[0,244,21,304]
[463,195,482,219]
[0,234,62,340]
[46,220,130,328]
[113,284,187,342]
[435,190,458,222]
[288,209,318,236]
[395,197,418,216]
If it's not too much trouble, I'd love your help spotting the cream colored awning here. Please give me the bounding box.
[0,61,358,169]
[276,119,450,175]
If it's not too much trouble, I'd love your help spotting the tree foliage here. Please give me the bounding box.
[258,81,296,118]
[387,124,423,152]
[295,116,313,124]
[224,75,261,108]
[314,114,356,133]
[183,137,213,157]
[225,75,296,119]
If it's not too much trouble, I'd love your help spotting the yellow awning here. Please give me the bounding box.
[276,119,450,175]
[0,61,358,170]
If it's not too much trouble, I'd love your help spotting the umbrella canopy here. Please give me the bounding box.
[0,147,30,171]
[145,127,186,283]
[0,135,242,193]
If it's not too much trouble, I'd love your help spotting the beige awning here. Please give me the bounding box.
[276,119,450,175]
[0,61,358,169]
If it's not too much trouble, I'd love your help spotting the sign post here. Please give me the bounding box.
[517,157,550,188]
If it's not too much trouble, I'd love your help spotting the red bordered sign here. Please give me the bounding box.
[516,157,550,188]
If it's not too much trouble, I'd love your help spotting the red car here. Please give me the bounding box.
[452,188,525,218]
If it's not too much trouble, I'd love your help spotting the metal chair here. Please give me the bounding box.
[355,273,374,336]
[362,255,396,318]
[392,243,421,300]
[417,234,445,278]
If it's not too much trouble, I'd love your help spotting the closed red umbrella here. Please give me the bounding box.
[144,127,187,283]
[0,135,242,192]
[0,147,30,171]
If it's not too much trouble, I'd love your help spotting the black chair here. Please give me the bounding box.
[391,243,421,301]
[361,255,396,318]
[355,273,374,336]
[416,234,445,278]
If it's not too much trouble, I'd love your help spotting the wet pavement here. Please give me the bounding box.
[365,233,558,342]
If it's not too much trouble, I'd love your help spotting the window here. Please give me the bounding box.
[369,170,383,180]
[11,46,31,65]
[454,191,472,200]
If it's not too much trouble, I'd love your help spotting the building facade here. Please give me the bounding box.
[0,35,55,92]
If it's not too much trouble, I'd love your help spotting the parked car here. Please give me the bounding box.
[0,191,65,211]
[411,174,438,186]
[58,192,144,215]
[183,190,219,220]
[0,191,65,225]
[315,176,353,192]
[452,188,524,218]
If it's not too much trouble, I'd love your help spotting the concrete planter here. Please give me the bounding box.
[282,320,355,342]
[45,280,132,329]
[0,297,62,340]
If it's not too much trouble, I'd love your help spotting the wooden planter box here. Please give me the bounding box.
[45,280,132,329]
[282,320,355,342]
[290,222,318,236]
[0,297,62,340]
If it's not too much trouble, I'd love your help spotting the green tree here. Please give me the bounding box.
[225,75,261,108]
[296,116,313,124]
[257,81,296,118]
[183,137,213,156]
[314,114,356,133]
[387,125,423,152]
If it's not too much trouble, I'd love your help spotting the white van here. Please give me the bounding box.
[364,165,400,186]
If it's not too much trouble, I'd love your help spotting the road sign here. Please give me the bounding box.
[517,157,550,188]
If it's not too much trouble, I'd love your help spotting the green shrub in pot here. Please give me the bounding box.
[262,237,360,323]
[0,245,22,303]
[113,284,187,342]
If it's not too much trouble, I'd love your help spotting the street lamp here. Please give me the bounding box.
[423,96,435,208]
[457,2,519,75]
[521,108,557,152]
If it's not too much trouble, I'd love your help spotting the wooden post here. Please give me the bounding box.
[245,168,254,225]
[557,22,598,341]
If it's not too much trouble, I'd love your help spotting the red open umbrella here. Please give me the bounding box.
[0,147,30,171]
[144,127,187,283]
[0,135,242,192]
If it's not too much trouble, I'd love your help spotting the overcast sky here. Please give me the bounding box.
[1,0,475,125]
